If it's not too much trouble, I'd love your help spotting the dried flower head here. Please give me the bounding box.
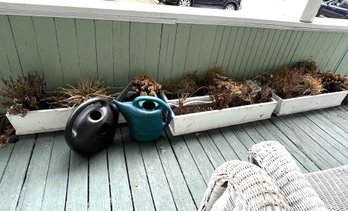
[132,74,161,96]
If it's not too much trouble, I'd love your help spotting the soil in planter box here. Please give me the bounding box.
[172,103,215,115]
[0,114,17,148]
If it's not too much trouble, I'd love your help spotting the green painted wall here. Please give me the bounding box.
[0,15,347,90]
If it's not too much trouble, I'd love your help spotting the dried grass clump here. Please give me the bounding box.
[206,69,272,109]
[266,60,325,99]
[132,74,161,96]
[163,73,200,96]
[0,72,45,116]
[319,71,348,92]
[58,79,112,107]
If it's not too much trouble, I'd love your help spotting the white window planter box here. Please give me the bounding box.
[272,90,348,116]
[6,107,74,135]
[6,106,128,135]
[161,91,277,136]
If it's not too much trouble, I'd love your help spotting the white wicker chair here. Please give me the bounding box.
[199,141,348,211]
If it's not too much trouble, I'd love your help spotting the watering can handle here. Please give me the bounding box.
[132,96,173,130]
[65,97,117,135]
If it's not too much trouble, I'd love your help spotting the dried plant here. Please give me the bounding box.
[132,74,161,96]
[163,73,201,98]
[206,69,272,109]
[58,79,112,108]
[0,72,46,116]
[302,75,325,95]
[0,114,17,148]
[319,71,348,92]
[295,60,318,75]
[265,61,326,99]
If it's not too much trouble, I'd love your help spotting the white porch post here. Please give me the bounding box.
[300,0,323,23]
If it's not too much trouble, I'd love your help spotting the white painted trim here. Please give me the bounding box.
[0,0,348,32]
[300,0,323,23]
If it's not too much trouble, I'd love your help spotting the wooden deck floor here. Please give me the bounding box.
[0,105,348,211]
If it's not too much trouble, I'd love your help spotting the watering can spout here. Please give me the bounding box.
[112,100,132,119]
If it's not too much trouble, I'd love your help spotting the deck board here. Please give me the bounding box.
[0,106,347,211]
[140,142,177,210]
[16,133,54,211]
[41,132,70,211]
[207,129,240,161]
[0,135,35,210]
[107,128,133,211]
[89,150,111,211]
[0,143,14,182]
[156,135,197,210]
[65,149,88,210]
[122,127,155,211]
[167,133,207,207]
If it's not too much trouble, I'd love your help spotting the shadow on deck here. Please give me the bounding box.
[0,105,348,210]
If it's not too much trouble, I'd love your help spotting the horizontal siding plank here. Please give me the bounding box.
[157,24,177,82]
[55,18,80,84]
[249,28,271,77]
[243,28,264,79]
[0,15,22,79]
[238,27,258,80]
[325,33,348,72]
[197,25,218,72]
[145,23,162,79]
[216,26,232,71]
[1,17,348,85]
[209,25,224,68]
[9,16,42,75]
[75,19,97,78]
[184,25,205,74]
[171,24,191,80]
[32,17,63,90]
[129,22,147,79]
[95,20,114,85]
[113,21,130,86]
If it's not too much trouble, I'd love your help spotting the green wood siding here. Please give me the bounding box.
[1,15,348,89]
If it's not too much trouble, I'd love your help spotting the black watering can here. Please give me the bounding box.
[65,82,133,156]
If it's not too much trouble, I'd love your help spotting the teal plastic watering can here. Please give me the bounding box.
[113,96,172,142]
